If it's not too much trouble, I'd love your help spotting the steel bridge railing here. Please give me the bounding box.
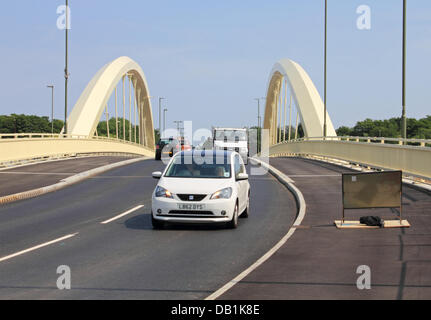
[0,133,155,165]
[0,133,154,152]
[269,136,431,180]
[273,136,431,148]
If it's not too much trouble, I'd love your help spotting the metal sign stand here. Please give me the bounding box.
[338,171,409,229]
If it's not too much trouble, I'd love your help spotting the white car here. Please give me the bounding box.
[151,150,250,229]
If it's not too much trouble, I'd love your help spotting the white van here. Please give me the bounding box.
[213,128,248,164]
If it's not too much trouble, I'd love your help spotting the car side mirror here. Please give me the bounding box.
[236,173,249,181]
[152,171,162,179]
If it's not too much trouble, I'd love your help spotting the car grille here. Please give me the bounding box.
[168,210,214,216]
[177,194,207,202]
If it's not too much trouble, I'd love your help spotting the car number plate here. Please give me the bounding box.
[178,204,206,210]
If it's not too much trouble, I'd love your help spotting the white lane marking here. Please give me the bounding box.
[205,158,307,300]
[0,233,78,263]
[287,174,340,177]
[0,172,73,176]
[101,205,144,224]
[90,176,152,179]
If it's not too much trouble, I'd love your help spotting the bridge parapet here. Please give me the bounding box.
[269,136,431,180]
[0,134,154,165]
[276,136,431,147]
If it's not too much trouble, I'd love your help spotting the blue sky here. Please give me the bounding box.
[0,0,430,131]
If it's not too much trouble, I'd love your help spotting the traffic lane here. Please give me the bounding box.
[273,158,343,227]
[0,171,297,300]
[0,156,136,174]
[221,157,431,300]
[0,156,136,197]
[0,159,165,258]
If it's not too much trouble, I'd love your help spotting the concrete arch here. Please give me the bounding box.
[264,59,336,144]
[67,56,155,149]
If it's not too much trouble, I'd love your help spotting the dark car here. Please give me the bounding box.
[155,137,193,160]
[155,138,175,160]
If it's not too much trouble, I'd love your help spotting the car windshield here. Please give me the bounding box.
[165,156,231,179]
[215,130,247,142]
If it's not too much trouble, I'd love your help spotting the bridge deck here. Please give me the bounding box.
[0,156,134,198]
[221,157,431,300]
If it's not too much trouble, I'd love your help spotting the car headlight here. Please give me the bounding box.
[210,187,232,200]
[155,186,174,199]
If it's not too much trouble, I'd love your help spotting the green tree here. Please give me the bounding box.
[337,116,431,139]
[0,115,15,133]
[0,114,62,134]
[97,117,137,141]
[95,117,160,145]
[336,126,353,136]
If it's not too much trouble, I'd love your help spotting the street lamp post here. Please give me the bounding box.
[255,97,265,153]
[174,120,183,137]
[254,98,261,129]
[159,97,166,134]
[163,108,168,134]
[254,98,261,153]
[402,0,407,140]
[47,85,54,134]
[64,0,69,135]
[323,0,328,138]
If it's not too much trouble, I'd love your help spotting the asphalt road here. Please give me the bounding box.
[0,159,296,299]
[0,156,135,197]
[221,157,431,300]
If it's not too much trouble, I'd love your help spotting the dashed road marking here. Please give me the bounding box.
[0,233,79,263]
[101,205,145,224]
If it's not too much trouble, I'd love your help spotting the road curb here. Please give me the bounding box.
[0,157,149,205]
[205,157,307,300]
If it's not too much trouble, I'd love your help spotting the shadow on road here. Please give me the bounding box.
[124,214,230,231]
[162,223,228,231]
[124,214,153,230]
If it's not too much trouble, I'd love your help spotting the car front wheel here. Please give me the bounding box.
[227,202,239,229]
[241,194,250,218]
